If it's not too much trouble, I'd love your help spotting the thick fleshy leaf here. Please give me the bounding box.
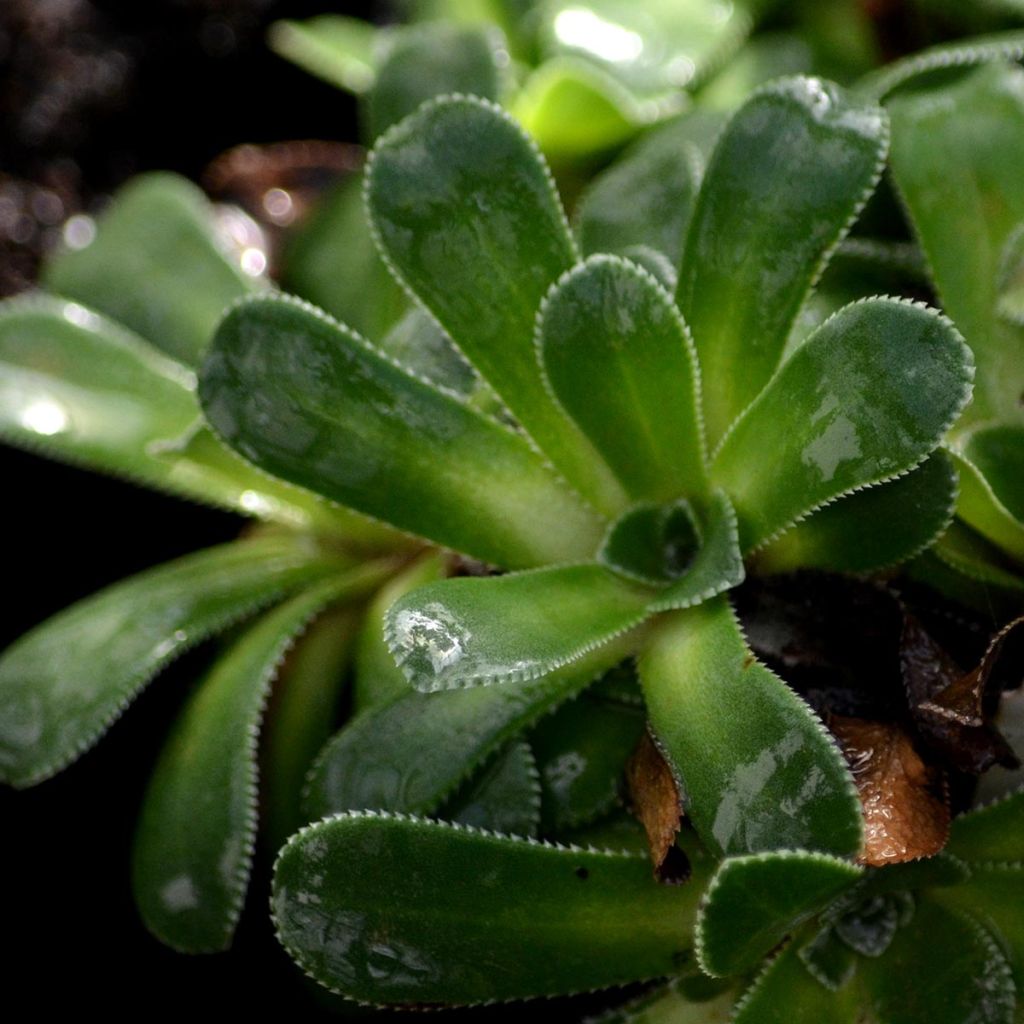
[947,789,1024,864]
[262,604,362,848]
[639,596,863,858]
[0,536,346,788]
[697,851,862,977]
[267,15,379,93]
[574,121,703,267]
[43,173,259,366]
[531,695,645,831]
[303,638,634,822]
[797,924,858,992]
[755,452,959,574]
[859,899,1016,1024]
[889,62,1024,426]
[676,76,888,447]
[385,564,653,691]
[442,739,541,837]
[538,255,707,503]
[599,500,701,586]
[710,298,974,552]
[931,521,1024,596]
[132,573,374,952]
[375,308,478,399]
[280,172,407,342]
[271,811,708,1006]
[365,23,503,140]
[366,94,627,514]
[733,941,862,1024]
[955,427,1024,559]
[200,294,604,569]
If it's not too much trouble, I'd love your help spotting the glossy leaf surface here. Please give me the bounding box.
[640,597,862,858]
[44,173,258,366]
[889,63,1024,425]
[697,851,862,977]
[538,255,707,502]
[272,812,706,1005]
[0,537,345,788]
[366,94,626,514]
[756,452,959,574]
[304,638,634,821]
[711,298,973,552]
[133,574,368,951]
[386,564,652,691]
[201,294,603,568]
[677,76,888,447]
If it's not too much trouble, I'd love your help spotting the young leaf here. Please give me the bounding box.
[385,564,652,691]
[537,255,708,503]
[889,62,1024,426]
[303,637,634,822]
[639,597,863,859]
[271,812,707,1006]
[677,76,888,447]
[200,294,604,569]
[43,173,259,366]
[599,500,701,586]
[132,573,372,952]
[0,536,346,788]
[366,94,627,514]
[267,15,379,93]
[711,298,974,552]
[755,452,959,575]
[696,851,862,977]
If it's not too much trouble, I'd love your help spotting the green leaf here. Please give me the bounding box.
[677,76,889,447]
[537,254,707,503]
[0,536,346,788]
[639,596,863,858]
[365,23,503,139]
[385,563,652,691]
[262,604,361,848]
[366,94,627,514]
[267,15,380,93]
[589,978,737,1024]
[710,298,974,552]
[947,789,1024,864]
[932,520,1024,594]
[599,500,700,586]
[889,62,1024,426]
[303,639,634,822]
[280,172,407,343]
[697,851,862,977]
[271,811,708,1006]
[733,941,862,1024]
[859,899,1016,1024]
[698,31,815,111]
[375,307,478,399]
[531,695,645,831]
[574,120,703,267]
[797,925,858,992]
[43,173,259,366]
[954,426,1024,559]
[132,573,371,952]
[755,451,959,574]
[442,739,541,837]
[200,293,604,569]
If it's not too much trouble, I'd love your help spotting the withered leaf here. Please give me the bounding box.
[626,730,689,884]
[901,614,1022,773]
[831,715,950,867]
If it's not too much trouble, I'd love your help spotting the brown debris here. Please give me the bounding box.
[831,715,950,867]
[626,730,689,884]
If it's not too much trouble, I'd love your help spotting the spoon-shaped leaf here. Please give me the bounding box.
[954,426,1024,559]
[696,851,862,977]
[889,62,1024,426]
[132,570,379,952]
[365,94,627,514]
[271,811,708,1005]
[756,451,959,574]
[200,293,604,569]
[303,639,634,821]
[44,173,259,366]
[677,76,888,447]
[538,255,708,503]
[385,564,653,691]
[0,536,347,788]
[640,596,863,858]
[710,298,973,553]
